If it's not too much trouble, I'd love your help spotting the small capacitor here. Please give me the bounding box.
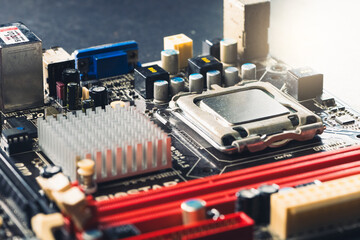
[153,80,169,103]
[220,38,237,64]
[189,73,204,94]
[89,86,108,108]
[235,188,261,223]
[241,63,256,80]
[258,184,279,225]
[181,199,207,225]
[67,82,81,110]
[206,70,221,89]
[82,99,94,112]
[40,165,62,178]
[82,87,90,100]
[161,49,179,75]
[170,77,185,96]
[77,159,97,194]
[224,67,240,87]
[110,100,126,109]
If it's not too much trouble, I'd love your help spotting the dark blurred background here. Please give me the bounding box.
[1,0,360,110]
[0,0,222,62]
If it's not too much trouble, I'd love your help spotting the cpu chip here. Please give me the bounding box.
[170,82,324,154]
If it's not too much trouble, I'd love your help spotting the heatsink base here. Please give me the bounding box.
[38,106,171,183]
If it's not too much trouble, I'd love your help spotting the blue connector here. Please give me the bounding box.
[73,41,141,80]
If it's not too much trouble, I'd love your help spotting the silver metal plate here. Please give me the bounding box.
[199,89,290,125]
[170,82,325,154]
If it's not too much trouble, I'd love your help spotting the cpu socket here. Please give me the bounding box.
[170,82,324,154]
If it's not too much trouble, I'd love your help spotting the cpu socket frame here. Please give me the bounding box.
[170,82,324,154]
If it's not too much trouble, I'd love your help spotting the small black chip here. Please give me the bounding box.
[134,64,169,99]
[202,38,222,60]
[316,94,336,107]
[287,67,323,101]
[188,55,223,87]
[1,128,33,155]
[7,117,37,138]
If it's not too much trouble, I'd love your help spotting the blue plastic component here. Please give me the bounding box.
[74,41,141,80]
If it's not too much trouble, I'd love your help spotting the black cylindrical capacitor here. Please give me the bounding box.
[258,184,279,225]
[40,165,62,178]
[67,82,81,110]
[82,99,94,112]
[62,68,80,84]
[62,68,80,105]
[89,86,108,108]
[235,188,261,223]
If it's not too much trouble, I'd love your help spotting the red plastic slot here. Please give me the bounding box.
[95,145,360,216]
[84,145,360,239]
[97,161,360,232]
[124,212,253,240]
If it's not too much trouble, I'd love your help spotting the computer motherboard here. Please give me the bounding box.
[1,0,360,239]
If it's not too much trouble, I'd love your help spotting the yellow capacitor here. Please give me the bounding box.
[81,87,89,100]
[77,159,95,176]
[77,159,97,194]
[110,100,126,109]
[164,34,193,69]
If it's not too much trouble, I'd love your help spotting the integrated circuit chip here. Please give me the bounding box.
[335,115,355,125]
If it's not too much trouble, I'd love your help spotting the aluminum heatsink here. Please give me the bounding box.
[38,106,171,182]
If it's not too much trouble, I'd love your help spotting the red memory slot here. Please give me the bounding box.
[86,145,360,238]
[95,145,360,214]
[98,161,360,232]
[124,212,253,240]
